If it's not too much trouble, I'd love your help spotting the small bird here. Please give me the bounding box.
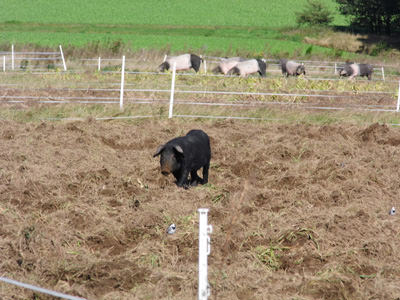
[167,224,176,234]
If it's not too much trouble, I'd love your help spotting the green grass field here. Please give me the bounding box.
[0,0,346,27]
[0,0,354,57]
[0,25,344,56]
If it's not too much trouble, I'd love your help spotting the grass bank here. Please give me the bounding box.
[0,23,352,58]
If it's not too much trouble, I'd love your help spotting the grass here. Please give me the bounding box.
[0,0,359,58]
[2,103,400,127]
[0,23,359,58]
[0,0,347,27]
[0,29,345,57]
[0,70,398,125]
[1,1,397,62]
[254,245,287,270]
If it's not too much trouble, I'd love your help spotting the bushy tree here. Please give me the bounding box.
[336,0,400,35]
[296,0,334,26]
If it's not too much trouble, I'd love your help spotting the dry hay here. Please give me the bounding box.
[1,119,400,299]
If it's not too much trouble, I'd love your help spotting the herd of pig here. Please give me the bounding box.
[154,54,375,188]
[158,53,374,80]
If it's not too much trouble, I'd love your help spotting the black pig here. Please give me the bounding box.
[153,129,211,189]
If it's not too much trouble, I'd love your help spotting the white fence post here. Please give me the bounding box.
[11,44,14,70]
[168,62,177,118]
[203,59,207,74]
[120,55,125,111]
[198,208,212,300]
[396,81,400,112]
[3,56,5,72]
[59,45,67,71]
[163,54,167,62]
[334,63,337,74]
[381,66,385,81]
[98,57,101,71]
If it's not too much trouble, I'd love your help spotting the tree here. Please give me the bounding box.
[336,0,400,35]
[296,0,334,26]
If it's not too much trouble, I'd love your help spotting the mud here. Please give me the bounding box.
[0,119,400,299]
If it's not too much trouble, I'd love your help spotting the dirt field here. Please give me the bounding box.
[1,117,400,300]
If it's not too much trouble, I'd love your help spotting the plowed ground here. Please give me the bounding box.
[1,118,400,299]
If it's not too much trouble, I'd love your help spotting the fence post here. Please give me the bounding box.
[168,62,176,118]
[163,54,167,62]
[198,208,212,300]
[381,66,385,81]
[203,59,207,74]
[334,63,337,74]
[11,44,14,70]
[3,56,5,72]
[59,45,67,71]
[98,57,101,72]
[120,55,125,111]
[397,81,400,112]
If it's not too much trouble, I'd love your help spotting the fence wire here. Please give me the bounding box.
[0,277,86,300]
[0,54,399,119]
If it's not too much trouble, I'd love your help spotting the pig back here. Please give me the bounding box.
[349,63,360,76]
[166,54,191,70]
[181,130,211,169]
[235,59,259,75]
[219,57,243,74]
[286,60,300,75]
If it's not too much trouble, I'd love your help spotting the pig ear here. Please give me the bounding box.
[173,145,184,155]
[153,145,165,157]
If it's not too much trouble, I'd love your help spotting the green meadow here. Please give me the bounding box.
[0,24,345,57]
[0,0,346,27]
[0,0,358,58]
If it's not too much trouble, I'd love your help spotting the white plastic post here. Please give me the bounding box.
[120,55,126,111]
[168,62,176,118]
[382,67,385,81]
[3,56,5,72]
[98,57,101,71]
[163,54,167,62]
[198,208,212,300]
[59,45,67,71]
[334,63,337,74]
[204,59,207,74]
[396,81,400,112]
[11,44,14,70]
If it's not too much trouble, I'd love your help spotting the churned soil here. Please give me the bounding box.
[0,118,400,299]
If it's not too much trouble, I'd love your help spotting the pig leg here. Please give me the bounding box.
[190,170,202,186]
[175,168,190,189]
[201,163,210,184]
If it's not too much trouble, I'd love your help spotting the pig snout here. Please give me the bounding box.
[160,160,174,175]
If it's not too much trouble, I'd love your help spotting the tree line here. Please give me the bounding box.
[296,0,400,35]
